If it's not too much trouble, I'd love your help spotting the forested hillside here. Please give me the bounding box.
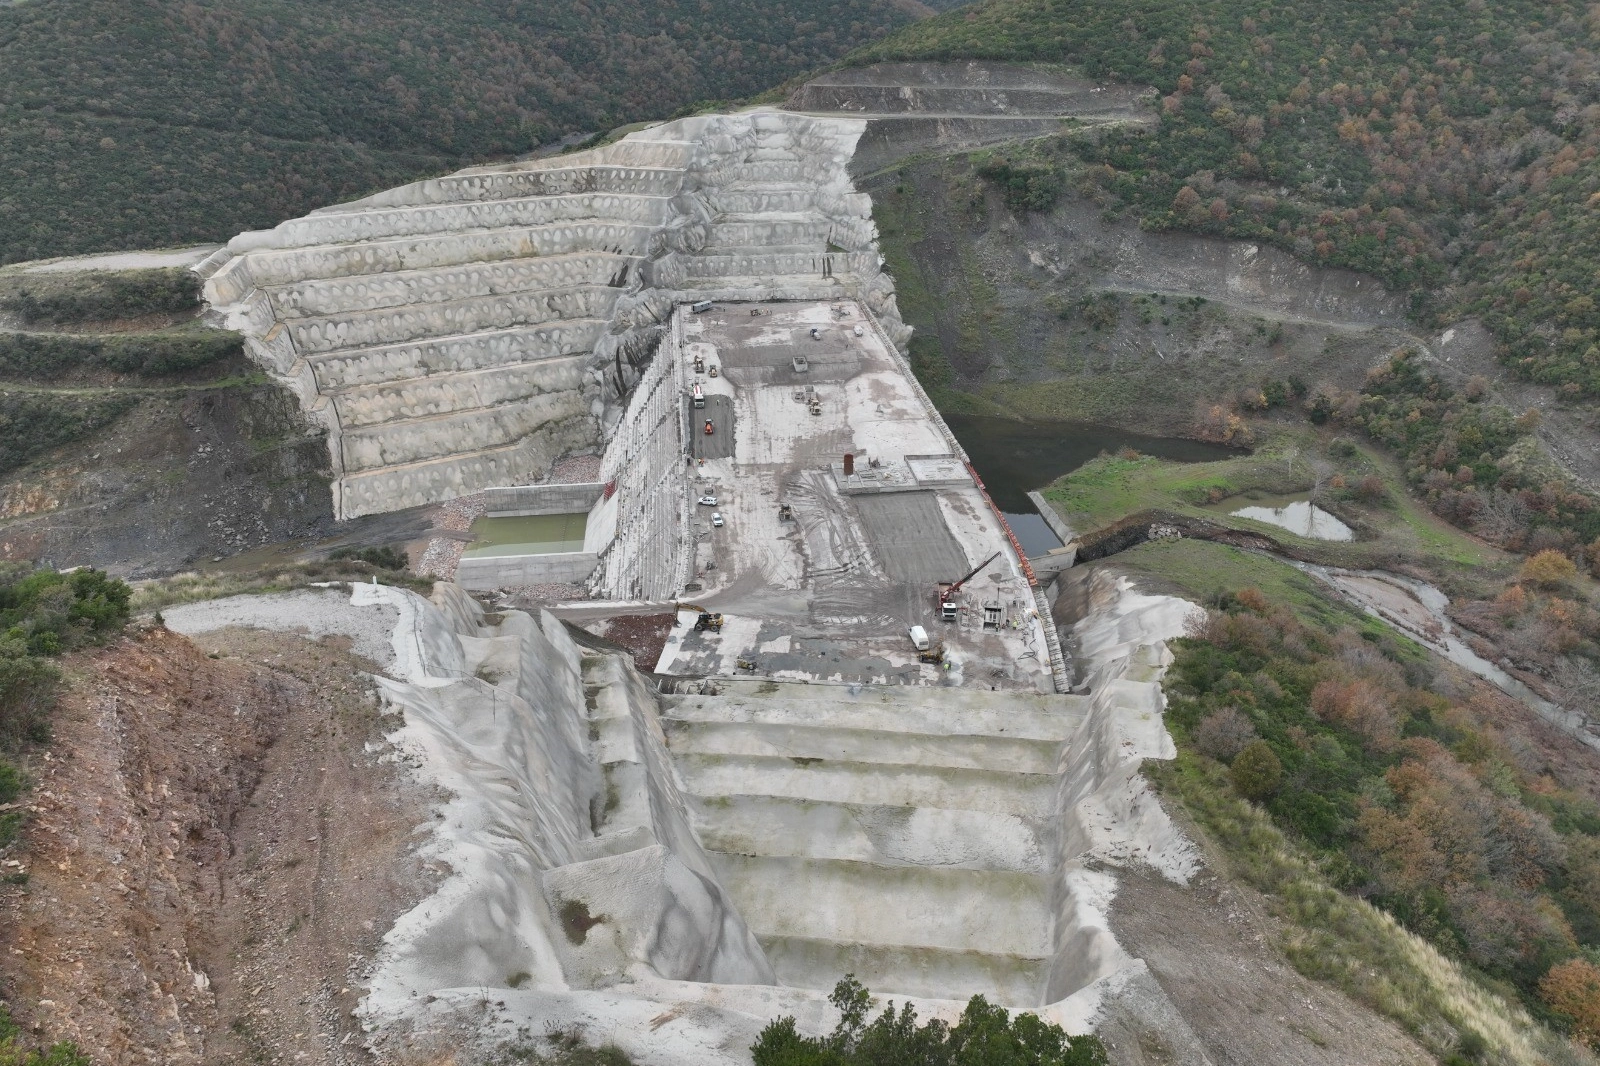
[854,0,1600,397]
[0,0,918,265]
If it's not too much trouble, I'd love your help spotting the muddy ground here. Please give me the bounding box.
[0,624,437,1066]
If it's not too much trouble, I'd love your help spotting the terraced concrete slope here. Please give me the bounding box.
[200,112,910,519]
[663,679,1089,1005]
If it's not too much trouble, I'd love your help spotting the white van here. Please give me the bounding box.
[907,625,931,652]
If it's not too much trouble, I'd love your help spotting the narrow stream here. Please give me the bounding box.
[944,415,1234,555]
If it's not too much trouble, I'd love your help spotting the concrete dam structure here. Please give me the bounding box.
[199,110,907,519]
[256,576,1204,1063]
[181,69,1224,1060]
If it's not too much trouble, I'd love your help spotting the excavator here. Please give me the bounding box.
[675,602,724,632]
[937,551,1000,622]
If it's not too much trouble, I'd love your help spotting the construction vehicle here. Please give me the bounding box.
[937,551,1001,622]
[691,383,705,408]
[736,657,758,672]
[676,603,724,632]
[778,503,793,521]
[909,626,945,663]
[704,419,715,435]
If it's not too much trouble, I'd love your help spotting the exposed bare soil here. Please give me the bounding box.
[1107,863,1434,1066]
[0,623,436,1065]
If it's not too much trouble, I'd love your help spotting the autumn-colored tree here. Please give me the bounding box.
[1521,549,1577,589]
[1541,958,1600,1048]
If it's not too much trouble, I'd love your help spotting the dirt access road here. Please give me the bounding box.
[0,623,436,1066]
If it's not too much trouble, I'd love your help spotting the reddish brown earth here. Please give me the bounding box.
[0,623,436,1066]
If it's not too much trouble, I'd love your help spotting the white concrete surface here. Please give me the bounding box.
[644,300,1053,692]
[200,111,914,519]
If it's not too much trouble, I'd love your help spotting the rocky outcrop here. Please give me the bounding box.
[200,111,912,519]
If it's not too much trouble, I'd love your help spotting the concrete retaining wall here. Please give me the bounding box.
[456,551,599,590]
[482,482,605,517]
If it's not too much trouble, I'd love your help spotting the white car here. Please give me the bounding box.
[711,512,724,528]
[697,494,718,506]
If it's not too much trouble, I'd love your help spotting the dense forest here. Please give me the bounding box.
[0,0,919,264]
[1168,583,1600,1041]
[854,0,1600,397]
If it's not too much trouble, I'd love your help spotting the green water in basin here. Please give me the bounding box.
[462,512,588,558]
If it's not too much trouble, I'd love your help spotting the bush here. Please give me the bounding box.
[752,976,1109,1065]
[0,392,140,477]
[0,269,200,326]
[1521,550,1578,590]
[1193,706,1258,761]
[1230,740,1283,801]
[0,565,129,755]
[0,1004,89,1066]
[0,329,243,379]
[328,545,408,571]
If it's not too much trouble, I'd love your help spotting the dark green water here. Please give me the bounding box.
[944,415,1236,556]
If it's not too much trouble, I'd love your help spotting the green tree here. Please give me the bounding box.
[751,976,1110,1065]
[1230,740,1283,801]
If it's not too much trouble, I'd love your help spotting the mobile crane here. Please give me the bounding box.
[936,552,1001,622]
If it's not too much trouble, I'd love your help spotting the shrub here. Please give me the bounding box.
[752,976,1109,1065]
[1193,706,1258,761]
[0,269,200,326]
[1230,740,1283,801]
[0,1003,90,1066]
[328,545,408,571]
[1540,958,1600,1048]
[1521,550,1578,590]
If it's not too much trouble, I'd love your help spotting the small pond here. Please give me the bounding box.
[944,415,1235,556]
[1222,496,1353,541]
[463,512,588,558]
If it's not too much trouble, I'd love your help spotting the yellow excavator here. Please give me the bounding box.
[676,602,725,632]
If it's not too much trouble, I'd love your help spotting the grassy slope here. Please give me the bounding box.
[1045,427,1504,586]
[850,0,1600,399]
[0,0,916,264]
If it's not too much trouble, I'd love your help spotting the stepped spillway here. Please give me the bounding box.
[662,679,1088,1005]
[199,111,909,518]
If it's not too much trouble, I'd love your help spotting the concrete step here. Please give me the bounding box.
[673,753,1057,818]
[663,719,1062,775]
[758,935,1048,1006]
[328,355,594,429]
[663,687,1086,742]
[306,319,605,390]
[229,222,655,290]
[267,193,673,250]
[267,250,639,318]
[707,853,1052,958]
[286,284,621,355]
[338,378,589,472]
[344,159,690,211]
[334,436,557,519]
[686,795,1047,874]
